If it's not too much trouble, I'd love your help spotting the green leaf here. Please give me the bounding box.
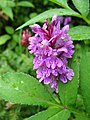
[0,34,11,45]
[0,72,58,106]
[17,1,34,7]
[68,26,90,40]
[12,34,19,43]
[7,39,17,50]
[0,0,7,7]
[5,26,14,34]
[75,116,90,120]
[48,109,70,120]
[7,0,15,7]
[59,52,79,106]
[50,0,69,9]
[24,108,70,120]
[16,8,80,30]
[0,0,15,8]
[72,0,89,16]
[2,7,13,20]
[80,51,90,114]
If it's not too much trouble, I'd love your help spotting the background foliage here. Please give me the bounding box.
[0,0,90,120]
[0,0,54,119]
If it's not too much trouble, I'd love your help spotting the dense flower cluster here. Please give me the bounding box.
[27,15,74,93]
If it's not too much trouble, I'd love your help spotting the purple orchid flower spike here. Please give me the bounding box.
[28,15,74,93]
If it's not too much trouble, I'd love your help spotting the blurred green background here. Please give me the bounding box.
[0,0,57,119]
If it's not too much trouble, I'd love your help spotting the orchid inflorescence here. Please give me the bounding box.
[22,15,74,93]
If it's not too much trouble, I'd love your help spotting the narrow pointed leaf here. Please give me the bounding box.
[48,109,70,120]
[24,108,70,120]
[59,52,79,106]
[16,8,80,30]
[24,108,62,120]
[80,52,90,114]
[68,26,90,40]
[0,72,57,106]
[72,0,89,16]
[50,0,69,9]
[17,1,34,7]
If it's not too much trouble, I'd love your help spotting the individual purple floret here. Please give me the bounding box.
[28,15,74,93]
[64,17,72,26]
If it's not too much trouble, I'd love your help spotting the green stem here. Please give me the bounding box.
[19,29,22,54]
[82,16,90,25]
